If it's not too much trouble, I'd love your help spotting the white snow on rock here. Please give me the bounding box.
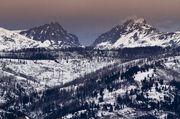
[134,69,154,82]
[147,87,165,101]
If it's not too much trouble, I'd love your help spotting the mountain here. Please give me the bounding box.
[0,27,49,51]
[93,18,180,49]
[20,22,81,48]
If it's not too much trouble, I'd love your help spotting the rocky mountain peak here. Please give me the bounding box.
[123,18,147,26]
[93,18,180,49]
[20,22,81,48]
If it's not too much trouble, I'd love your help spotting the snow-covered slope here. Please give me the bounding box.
[20,22,81,48]
[0,54,118,89]
[0,27,50,51]
[61,55,180,119]
[0,53,180,119]
[93,18,180,49]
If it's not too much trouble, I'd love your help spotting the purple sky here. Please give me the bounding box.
[0,0,180,45]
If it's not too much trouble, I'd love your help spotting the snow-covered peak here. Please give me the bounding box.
[122,18,157,33]
[93,18,180,49]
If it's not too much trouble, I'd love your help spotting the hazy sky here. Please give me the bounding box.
[0,0,180,45]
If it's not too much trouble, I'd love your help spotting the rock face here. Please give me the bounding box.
[93,18,180,49]
[20,22,81,48]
